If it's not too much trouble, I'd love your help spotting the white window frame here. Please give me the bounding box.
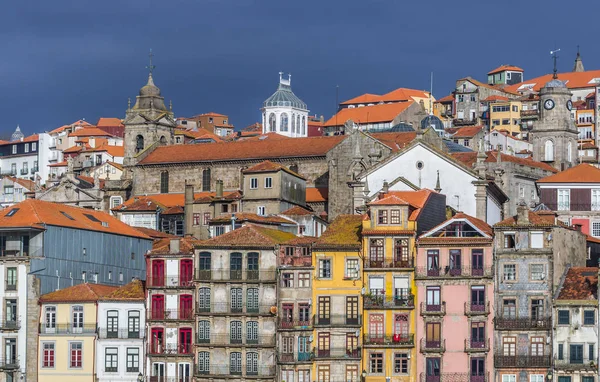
[502,375,517,382]
[24,143,29,153]
[503,264,516,281]
[265,177,272,189]
[592,190,600,211]
[110,196,123,209]
[558,189,570,211]
[530,231,544,249]
[250,178,258,189]
[345,258,359,279]
[257,206,265,216]
[593,222,600,238]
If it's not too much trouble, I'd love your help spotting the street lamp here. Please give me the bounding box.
[547,371,553,381]
[361,370,367,382]
[137,372,143,382]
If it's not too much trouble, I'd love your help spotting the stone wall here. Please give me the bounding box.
[26,273,41,382]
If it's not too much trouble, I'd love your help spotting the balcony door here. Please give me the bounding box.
[471,249,484,276]
[426,357,440,382]
[179,328,192,354]
[152,362,165,381]
[318,333,330,358]
[180,259,193,286]
[426,287,441,311]
[426,322,441,348]
[470,357,485,382]
[151,295,165,320]
[471,322,485,348]
[178,363,191,382]
[230,253,242,280]
[471,286,485,311]
[394,314,409,342]
[368,314,384,343]
[247,252,259,280]
[427,250,439,276]
[151,328,164,354]
[346,296,358,325]
[318,297,330,325]
[179,295,193,320]
[151,260,164,287]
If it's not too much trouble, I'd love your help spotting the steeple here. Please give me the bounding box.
[10,125,24,142]
[434,170,442,193]
[573,46,585,72]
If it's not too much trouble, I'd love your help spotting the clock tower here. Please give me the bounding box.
[530,76,578,171]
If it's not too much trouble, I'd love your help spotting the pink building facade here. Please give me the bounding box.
[415,213,495,382]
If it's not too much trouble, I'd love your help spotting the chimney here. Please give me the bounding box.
[516,201,529,225]
[216,180,223,198]
[184,183,194,236]
[231,213,237,231]
[381,180,389,196]
[169,239,180,254]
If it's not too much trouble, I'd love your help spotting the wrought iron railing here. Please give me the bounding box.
[464,302,490,316]
[464,338,490,352]
[312,347,361,359]
[415,267,492,278]
[420,302,446,316]
[364,257,414,269]
[39,323,96,334]
[194,269,276,282]
[195,334,275,346]
[146,276,194,288]
[278,317,312,329]
[420,338,446,353]
[195,303,274,315]
[363,333,414,347]
[98,328,144,339]
[494,354,551,368]
[494,316,551,330]
[147,309,194,321]
[313,314,361,326]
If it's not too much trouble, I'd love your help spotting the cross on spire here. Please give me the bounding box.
[146,49,156,75]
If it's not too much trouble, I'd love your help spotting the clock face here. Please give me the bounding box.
[544,99,555,110]
[567,100,573,111]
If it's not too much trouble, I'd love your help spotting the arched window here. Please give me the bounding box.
[296,115,301,133]
[269,113,276,132]
[159,136,167,144]
[135,135,144,154]
[544,140,554,162]
[202,168,211,192]
[281,113,289,132]
[302,116,306,135]
[291,114,296,133]
[160,171,169,193]
[567,141,572,162]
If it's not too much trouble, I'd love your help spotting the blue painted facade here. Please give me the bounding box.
[28,225,152,294]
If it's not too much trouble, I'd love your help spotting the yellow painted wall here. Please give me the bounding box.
[489,100,522,135]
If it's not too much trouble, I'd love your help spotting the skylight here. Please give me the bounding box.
[60,211,75,220]
[5,208,19,217]
[84,213,100,223]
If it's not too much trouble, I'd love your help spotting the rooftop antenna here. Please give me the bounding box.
[550,48,561,79]
[429,72,434,115]
[335,85,339,133]
[146,49,156,75]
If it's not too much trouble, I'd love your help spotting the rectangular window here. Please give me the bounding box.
[530,232,544,248]
[193,213,200,226]
[298,272,310,288]
[319,259,331,278]
[531,299,544,320]
[345,258,359,278]
[559,377,572,382]
[584,310,595,325]
[593,222,600,237]
[531,375,545,382]
[70,342,83,368]
[504,233,516,248]
[6,267,16,290]
[558,310,570,325]
[502,299,516,318]
[42,342,55,368]
[282,273,294,288]
[105,348,118,372]
[558,344,564,360]
[503,264,516,281]
[390,209,401,224]
[394,353,408,374]
[346,365,358,382]
[24,143,29,153]
[530,264,545,281]
[265,177,272,188]
[570,344,584,364]
[126,348,139,373]
[317,365,330,382]
[32,142,37,151]
[11,145,16,154]
[203,212,211,226]
[530,337,544,356]
[378,210,388,224]
[503,375,517,382]
[558,189,570,211]
[257,206,265,216]
[250,178,258,189]
[589,344,594,361]
[582,378,594,382]
[370,352,383,373]
[592,190,600,210]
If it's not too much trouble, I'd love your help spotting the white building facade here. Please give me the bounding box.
[261,73,309,137]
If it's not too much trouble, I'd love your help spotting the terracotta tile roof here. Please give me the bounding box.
[488,65,524,75]
[107,161,123,171]
[0,199,151,239]
[63,145,86,154]
[194,190,242,203]
[557,267,598,300]
[324,101,414,127]
[452,212,493,236]
[341,93,384,105]
[134,227,178,239]
[586,234,600,245]
[150,237,201,254]
[341,88,430,106]
[362,229,415,236]
[48,161,68,167]
[96,117,123,127]
[306,187,328,203]
[368,194,410,206]
[99,279,145,301]
[39,282,118,303]
[483,95,509,102]
[537,163,600,183]
[451,151,558,173]
[284,235,319,245]
[114,193,213,212]
[139,135,345,165]
[68,127,115,137]
[436,94,454,103]
[586,92,596,99]
[161,206,184,215]
[49,120,93,134]
[314,214,362,249]
[506,70,600,93]
[369,132,417,152]
[5,176,35,191]
[243,160,305,179]
[193,112,228,118]
[451,125,484,138]
[196,224,297,248]
[281,206,315,216]
[176,127,223,142]
[86,144,124,158]
[372,189,434,220]
[418,237,493,245]
[210,213,294,226]
[22,134,39,143]
[494,210,557,227]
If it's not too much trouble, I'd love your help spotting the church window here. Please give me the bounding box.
[296,115,300,133]
[202,169,211,192]
[567,142,572,162]
[160,136,166,144]
[160,171,169,193]
[281,113,289,132]
[269,114,276,132]
[302,116,306,135]
[544,140,554,162]
[135,135,144,154]
[291,114,296,133]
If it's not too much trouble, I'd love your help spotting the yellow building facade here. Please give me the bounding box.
[311,215,364,382]
[362,195,419,382]
[488,99,522,136]
[37,283,118,382]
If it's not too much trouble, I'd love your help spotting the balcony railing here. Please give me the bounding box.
[278,318,313,330]
[39,323,97,334]
[364,333,414,347]
[520,110,539,118]
[494,354,551,368]
[416,267,492,278]
[554,359,597,370]
[312,347,361,359]
[364,257,414,269]
[364,290,414,309]
[195,303,274,315]
[420,302,446,316]
[19,169,27,175]
[194,269,276,282]
[0,319,19,331]
[420,338,446,353]
[146,276,194,288]
[147,343,193,356]
[148,309,194,321]
[464,338,490,352]
[420,372,489,382]
[148,378,191,382]
[278,352,312,363]
[98,328,144,339]
[195,364,275,377]
[0,358,19,370]
[313,314,361,326]
[31,167,39,173]
[195,334,275,346]
[465,302,490,316]
[494,316,551,330]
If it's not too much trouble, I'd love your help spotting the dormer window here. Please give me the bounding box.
[378,210,388,224]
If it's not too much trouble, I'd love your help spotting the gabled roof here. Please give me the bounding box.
[488,65,524,75]
[139,135,346,165]
[194,190,242,203]
[96,118,123,127]
[281,205,315,216]
[557,267,598,301]
[324,101,414,127]
[0,199,150,239]
[99,279,145,301]
[49,120,93,134]
[242,160,305,179]
[86,144,124,157]
[68,127,116,137]
[436,94,454,103]
[420,212,493,239]
[451,151,557,173]
[196,224,297,248]
[494,210,557,227]
[369,132,417,152]
[537,163,600,183]
[340,88,430,105]
[210,213,294,226]
[368,194,410,206]
[306,187,328,203]
[314,214,362,249]
[451,125,484,138]
[39,282,118,303]
[505,69,600,93]
[150,237,201,254]
[371,189,435,220]
[482,95,509,102]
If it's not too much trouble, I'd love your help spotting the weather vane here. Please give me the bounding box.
[550,48,561,79]
[146,49,156,75]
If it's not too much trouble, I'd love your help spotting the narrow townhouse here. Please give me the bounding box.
[311,215,364,382]
[194,224,291,381]
[416,213,494,382]
[146,237,198,382]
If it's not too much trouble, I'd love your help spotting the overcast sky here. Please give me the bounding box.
[1,0,596,136]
